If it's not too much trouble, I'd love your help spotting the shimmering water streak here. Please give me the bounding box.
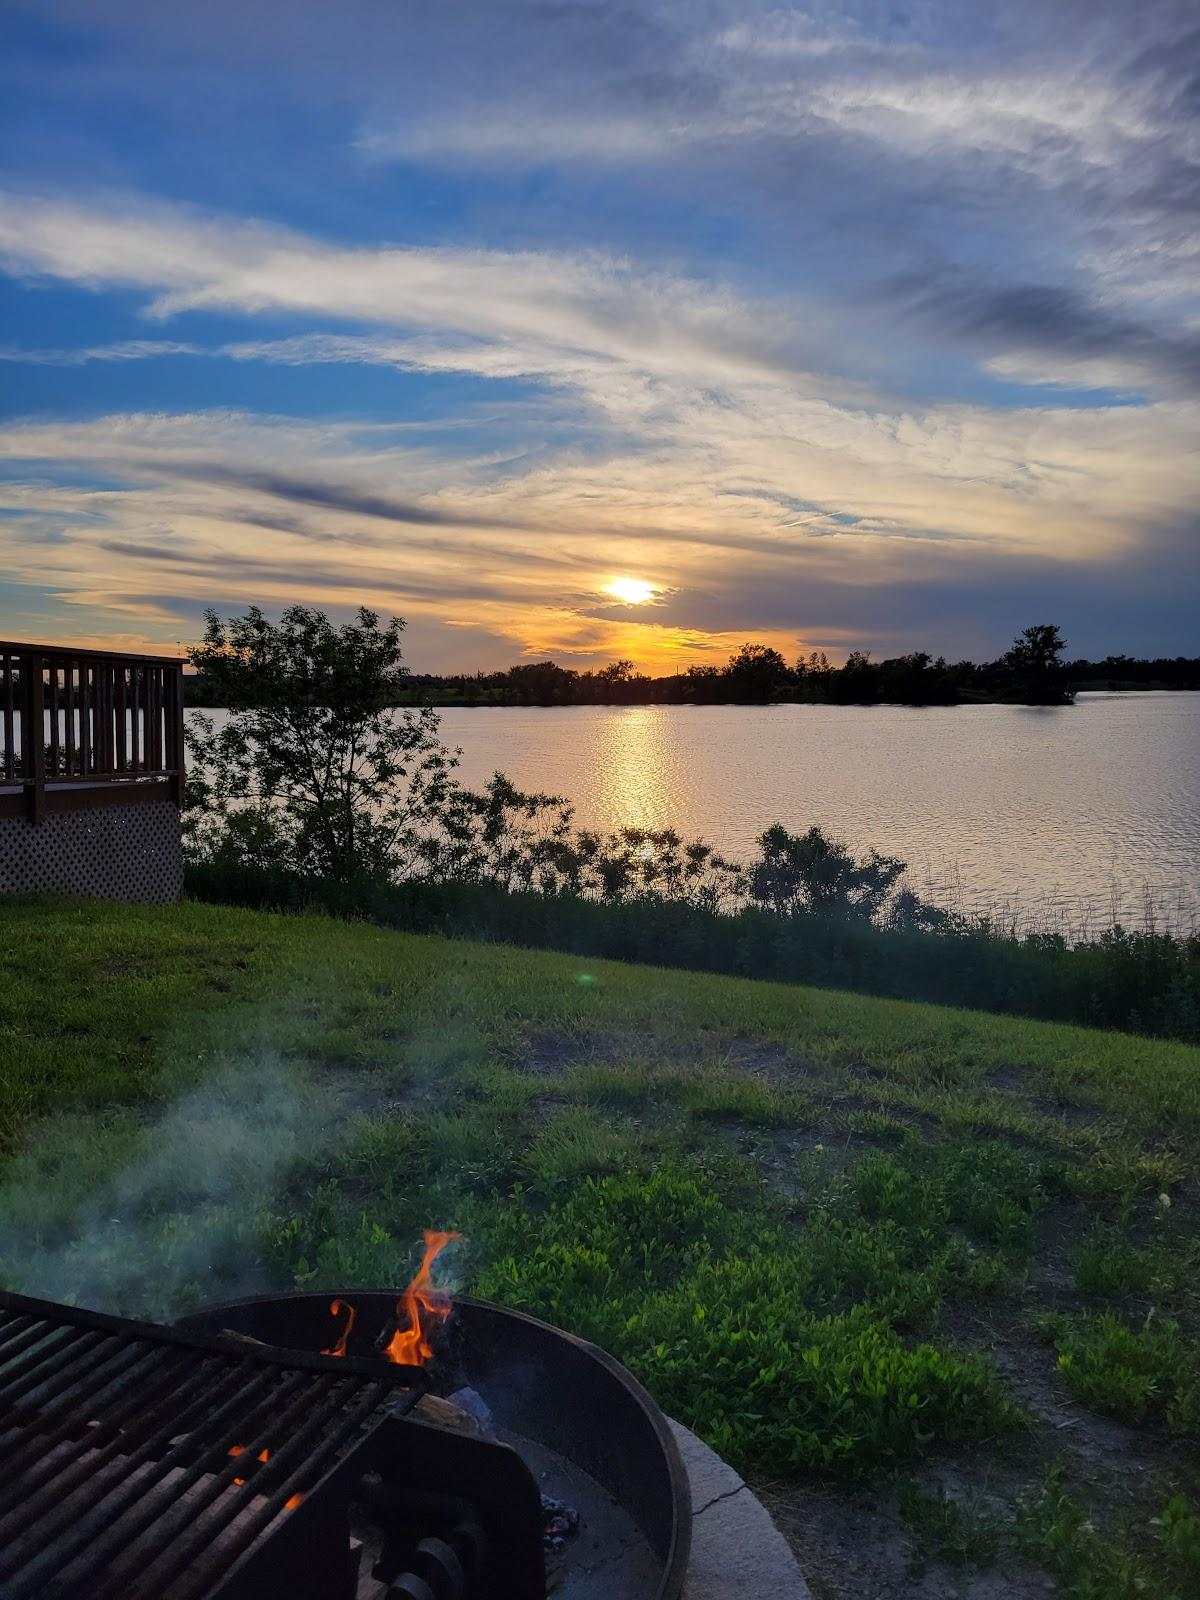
[434,692,1200,936]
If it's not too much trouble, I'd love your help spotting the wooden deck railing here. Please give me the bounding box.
[0,642,185,823]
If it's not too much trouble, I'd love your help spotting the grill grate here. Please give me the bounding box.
[0,1288,425,1600]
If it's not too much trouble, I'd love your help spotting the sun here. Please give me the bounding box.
[604,576,657,605]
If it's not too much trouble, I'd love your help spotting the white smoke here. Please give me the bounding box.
[0,1055,347,1319]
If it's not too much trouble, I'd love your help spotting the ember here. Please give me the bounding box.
[226,1443,269,1484]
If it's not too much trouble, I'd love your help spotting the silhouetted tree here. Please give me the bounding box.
[725,643,791,702]
[1004,624,1073,705]
[747,824,908,920]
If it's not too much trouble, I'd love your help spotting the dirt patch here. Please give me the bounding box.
[940,1299,1171,1501]
[833,1096,944,1139]
[704,1122,863,1198]
[758,1479,1055,1600]
[988,1329,1162,1482]
[718,1039,818,1082]
[523,1034,584,1076]
[984,1068,1099,1132]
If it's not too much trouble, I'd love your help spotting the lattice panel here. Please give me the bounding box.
[0,799,183,903]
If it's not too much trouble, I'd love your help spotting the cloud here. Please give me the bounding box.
[0,192,816,394]
[152,462,526,531]
[888,267,1200,394]
[0,161,1197,665]
[350,2,1200,344]
[3,368,1197,670]
[0,339,200,365]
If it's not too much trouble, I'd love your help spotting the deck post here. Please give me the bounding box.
[23,650,46,825]
[169,662,187,807]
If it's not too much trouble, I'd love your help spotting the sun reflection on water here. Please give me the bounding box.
[592,707,675,836]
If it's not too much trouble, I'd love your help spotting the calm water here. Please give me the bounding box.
[431,693,1200,933]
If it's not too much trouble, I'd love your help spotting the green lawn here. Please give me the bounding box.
[2,893,1199,1598]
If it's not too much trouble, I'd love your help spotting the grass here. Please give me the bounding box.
[2,892,1200,1596]
[1039,1312,1200,1433]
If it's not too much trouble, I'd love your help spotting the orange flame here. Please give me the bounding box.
[384,1230,461,1365]
[321,1298,355,1358]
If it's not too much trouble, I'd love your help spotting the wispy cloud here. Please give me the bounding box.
[0,339,201,365]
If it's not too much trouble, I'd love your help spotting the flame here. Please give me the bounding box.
[284,1493,304,1511]
[384,1230,461,1365]
[321,1298,355,1357]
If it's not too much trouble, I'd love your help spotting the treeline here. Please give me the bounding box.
[182,630,1200,709]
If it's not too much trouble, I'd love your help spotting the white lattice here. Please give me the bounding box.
[0,800,183,903]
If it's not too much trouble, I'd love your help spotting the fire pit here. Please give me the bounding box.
[180,1288,692,1600]
[0,1280,689,1599]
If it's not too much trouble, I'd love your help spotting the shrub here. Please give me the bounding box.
[852,1140,1043,1254]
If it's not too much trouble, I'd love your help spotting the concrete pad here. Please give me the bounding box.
[670,1419,812,1600]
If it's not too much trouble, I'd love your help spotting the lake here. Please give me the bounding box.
[431,692,1200,934]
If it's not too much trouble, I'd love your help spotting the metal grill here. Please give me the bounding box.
[0,1288,425,1600]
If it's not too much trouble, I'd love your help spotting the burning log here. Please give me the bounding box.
[412,1393,485,1436]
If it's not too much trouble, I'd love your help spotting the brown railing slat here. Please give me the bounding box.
[129,665,141,772]
[152,659,164,764]
[79,662,92,778]
[169,665,186,805]
[63,663,76,777]
[47,664,60,778]
[99,664,114,775]
[114,667,127,772]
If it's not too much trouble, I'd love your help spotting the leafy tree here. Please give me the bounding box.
[1004,625,1073,704]
[500,660,577,704]
[796,649,833,679]
[417,780,743,911]
[185,606,455,881]
[565,827,743,910]
[833,649,879,703]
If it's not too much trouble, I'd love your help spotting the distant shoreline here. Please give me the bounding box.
[184,639,1200,711]
[184,685,1200,711]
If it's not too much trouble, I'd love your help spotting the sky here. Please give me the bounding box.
[1,1,1197,672]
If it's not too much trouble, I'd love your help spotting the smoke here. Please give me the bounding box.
[0,1055,348,1320]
